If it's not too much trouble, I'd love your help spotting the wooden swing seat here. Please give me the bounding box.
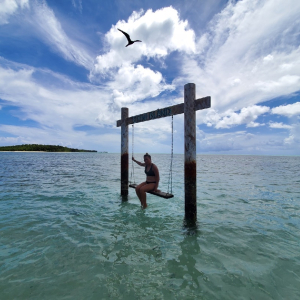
[129,184,174,199]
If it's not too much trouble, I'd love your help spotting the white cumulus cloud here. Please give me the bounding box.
[107,63,174,106]
[92,6,196,75]
[269,122,293,129]
[203,105,270,129]
[271,102,300,117]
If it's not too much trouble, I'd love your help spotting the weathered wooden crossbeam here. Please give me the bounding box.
[116,96,211,127]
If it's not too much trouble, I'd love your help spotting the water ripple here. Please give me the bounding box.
[0,153,299,299]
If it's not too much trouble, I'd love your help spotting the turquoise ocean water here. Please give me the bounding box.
[0,153,299,299]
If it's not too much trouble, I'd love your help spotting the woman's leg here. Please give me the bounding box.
[139,183,156,209]
[135,182,147,206]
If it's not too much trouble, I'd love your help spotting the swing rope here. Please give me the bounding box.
[130,124,136,184]
[167,115,174,195]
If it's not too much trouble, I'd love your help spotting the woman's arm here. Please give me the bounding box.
[153,164,160,191]
[132,157,145,167]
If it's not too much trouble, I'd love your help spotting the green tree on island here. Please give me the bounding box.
[0,144,97,152]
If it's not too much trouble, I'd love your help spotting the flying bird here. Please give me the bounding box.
[118,28,142,47]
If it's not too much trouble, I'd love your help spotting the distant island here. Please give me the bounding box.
[0,144,98,152]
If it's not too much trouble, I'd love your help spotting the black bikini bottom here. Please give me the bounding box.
[146,181,156,184]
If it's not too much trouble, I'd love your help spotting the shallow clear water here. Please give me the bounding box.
[0,153,299,299]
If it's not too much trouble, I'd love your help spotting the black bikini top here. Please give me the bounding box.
[145,164,155,176]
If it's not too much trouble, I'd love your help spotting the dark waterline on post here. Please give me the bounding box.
[121,153,128,196]
[121,108,129,196]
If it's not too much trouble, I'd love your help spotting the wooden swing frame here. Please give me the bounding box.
[116,83,211,221]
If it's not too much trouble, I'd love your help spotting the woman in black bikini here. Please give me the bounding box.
[132,153,160,209]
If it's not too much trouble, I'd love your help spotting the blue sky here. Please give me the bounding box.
[0,0,300,155]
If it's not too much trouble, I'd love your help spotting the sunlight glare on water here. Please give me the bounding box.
[0,153,299,299]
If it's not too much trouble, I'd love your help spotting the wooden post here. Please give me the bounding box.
[121,107,129,196]
[184,83,197,222]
